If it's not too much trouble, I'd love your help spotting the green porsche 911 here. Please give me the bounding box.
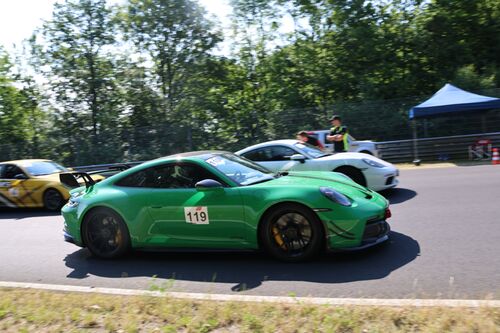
[61,151,391,261]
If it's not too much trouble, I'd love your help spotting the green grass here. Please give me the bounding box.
[0,288,498,332]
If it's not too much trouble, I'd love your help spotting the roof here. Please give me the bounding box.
[0,159,52,165]
[409,84,500,119]
[156,150,230,161]
[235,140,300,154]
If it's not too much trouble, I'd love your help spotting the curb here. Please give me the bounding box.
[0,281,498,308]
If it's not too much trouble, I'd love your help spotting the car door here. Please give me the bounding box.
[0,164,31,207]
[141,162,247,248]
[241,145,303,172]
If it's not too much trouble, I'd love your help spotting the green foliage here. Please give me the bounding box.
[0,0,499,164]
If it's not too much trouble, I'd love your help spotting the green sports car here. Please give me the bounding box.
[61,151,391,261]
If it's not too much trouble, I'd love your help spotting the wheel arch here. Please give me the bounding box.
[333,165,367,187]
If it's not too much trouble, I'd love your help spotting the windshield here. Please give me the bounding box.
[19,161,68,176]
[204,153,275,186]
[293,142,331,159]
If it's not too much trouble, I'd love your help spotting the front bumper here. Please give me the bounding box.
[365,167,399,191]
[317,198,391,251]
[333,220,390,251]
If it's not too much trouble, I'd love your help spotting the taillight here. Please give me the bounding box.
[385,208,392,219]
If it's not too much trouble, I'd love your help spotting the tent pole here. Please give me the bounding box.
[412,119,420,165]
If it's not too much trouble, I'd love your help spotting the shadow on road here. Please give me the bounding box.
[64,231,420,292]
[380,188,417,205]
[0,208,60,219]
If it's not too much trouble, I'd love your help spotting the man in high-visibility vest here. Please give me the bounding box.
[326,115,349,153]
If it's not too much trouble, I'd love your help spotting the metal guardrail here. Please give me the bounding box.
[70,162,144,172]
[376,131,500,163]
[69,131,500,170]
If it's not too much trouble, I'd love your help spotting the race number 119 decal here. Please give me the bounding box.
[184,206,209,224]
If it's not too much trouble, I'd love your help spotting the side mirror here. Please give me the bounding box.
[195,179,223,191]
[289,154,306,163]
[14,173,28,180]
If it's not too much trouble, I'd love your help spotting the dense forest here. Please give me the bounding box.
[1,0,499,165]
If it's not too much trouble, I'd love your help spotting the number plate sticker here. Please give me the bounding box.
[184,206,209,224]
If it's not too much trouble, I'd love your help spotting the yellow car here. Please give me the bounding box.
[0,159,104,211]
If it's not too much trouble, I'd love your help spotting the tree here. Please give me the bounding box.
[0,48,45,160]
[32,0,119,164]
[123,0,221,123]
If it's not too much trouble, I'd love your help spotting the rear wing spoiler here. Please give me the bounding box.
[60,164,132,189]
[60,172,95,188]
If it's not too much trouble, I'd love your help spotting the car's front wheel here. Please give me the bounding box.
[82,208,131,259]
[260,204,324,262]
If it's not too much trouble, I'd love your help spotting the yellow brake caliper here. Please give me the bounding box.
[272,226,286,250]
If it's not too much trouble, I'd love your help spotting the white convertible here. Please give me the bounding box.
[236,140,399,191]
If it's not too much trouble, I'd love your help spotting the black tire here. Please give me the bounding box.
[82,208,131,259]
[334,166,367,187]
[43,188,64,211]
[259,204,324,262]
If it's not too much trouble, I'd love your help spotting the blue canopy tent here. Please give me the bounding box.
[409,84,500,162]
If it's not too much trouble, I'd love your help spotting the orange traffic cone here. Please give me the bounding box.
[492,148,500,165]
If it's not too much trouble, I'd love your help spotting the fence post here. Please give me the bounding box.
[412,119,420,164]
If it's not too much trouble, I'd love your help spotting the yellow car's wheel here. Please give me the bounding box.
[43,189,64,211]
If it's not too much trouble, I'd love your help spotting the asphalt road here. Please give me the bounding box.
[1,165,499,299]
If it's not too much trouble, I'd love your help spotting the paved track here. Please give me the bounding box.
[0,165,499,299]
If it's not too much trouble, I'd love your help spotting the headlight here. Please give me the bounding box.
[362,158,385,168]
[319,187,352,206]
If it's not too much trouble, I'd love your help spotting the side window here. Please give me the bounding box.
[168,164,220,188]
[268,146,297,161]
[242,146,297,162]
[241,149,267,161]
[3,165,26,179]
[115,163,219,189]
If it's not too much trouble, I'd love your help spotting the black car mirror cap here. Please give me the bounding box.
[195,179,223,191]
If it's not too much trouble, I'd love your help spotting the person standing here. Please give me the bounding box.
[326,115,349,153]
[296,131,324,150]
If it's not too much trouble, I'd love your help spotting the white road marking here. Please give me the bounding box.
[0,281,498,308]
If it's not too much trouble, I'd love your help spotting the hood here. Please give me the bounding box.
[252,171,374,199]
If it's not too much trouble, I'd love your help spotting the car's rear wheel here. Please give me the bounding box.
[82,208,130,259]
[334,166,367,187]
[43,189,64,211]
[260,204,324,262]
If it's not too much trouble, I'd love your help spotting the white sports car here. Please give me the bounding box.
[236,140,399,191]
